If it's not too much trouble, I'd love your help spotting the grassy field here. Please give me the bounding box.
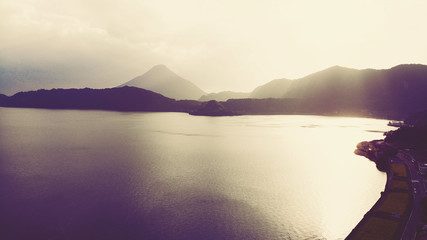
[375,192,410,215]
[350,216,399,240]
[390,163,408,178]
[390,179,410,191]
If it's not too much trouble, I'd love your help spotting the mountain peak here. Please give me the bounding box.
[118,65,205,100]
[141,64,177,80]
[249,78,293,99]
[324,65,355,72]
[150,64,168,70]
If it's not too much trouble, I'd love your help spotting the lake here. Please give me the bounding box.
[0,108,393,240]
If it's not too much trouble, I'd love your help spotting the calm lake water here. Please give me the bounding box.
[0,108,394,240]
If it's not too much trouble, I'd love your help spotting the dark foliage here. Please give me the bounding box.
[405,110,427,126]
[385,126,427,149]
[284,64,427,119]
[0,86,201,112]
[190,100,238,116]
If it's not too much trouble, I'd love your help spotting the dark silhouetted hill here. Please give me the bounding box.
[199,91,249,101]
[405,109,427,127]
[249,78,293,99]
[385,126,427,149]
[118,65,206,100]
[386,110,427,149]
[1,86,201,112]
[191,100,238,116]
[282,64,427,119]
[0,93,7,105]
[3,64,427,119]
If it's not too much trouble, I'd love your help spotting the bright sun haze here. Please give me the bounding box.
[1,0,426,92]
[1,2,426,239]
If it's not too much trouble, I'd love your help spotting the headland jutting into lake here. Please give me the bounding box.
[347,121,427,240]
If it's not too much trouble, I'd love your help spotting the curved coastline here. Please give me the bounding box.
[346,140,413,240]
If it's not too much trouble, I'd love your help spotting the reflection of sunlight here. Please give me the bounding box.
[319,166,385,239]
[313,122,387,239]
[1,110,396,240]
[131,114,391,239]
[318,166,356,239]
[287,117,388,239]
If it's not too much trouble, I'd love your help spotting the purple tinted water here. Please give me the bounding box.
[0,108,392,239]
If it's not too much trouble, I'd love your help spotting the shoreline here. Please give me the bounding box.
[346,140,413,240]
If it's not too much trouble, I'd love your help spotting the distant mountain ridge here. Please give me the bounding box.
[199,91,249,101]
[0,93,7,105]
[281,64,427,118]
[283,65,377,98]
[249,78,293,99]
[118,65,206,100]
[198,78,293,101]
[2,64,427,119]
[0,86,201,112]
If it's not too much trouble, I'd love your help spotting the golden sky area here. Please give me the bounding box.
[1,0,427,92]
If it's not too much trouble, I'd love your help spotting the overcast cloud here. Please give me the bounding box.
[1,0,427,94]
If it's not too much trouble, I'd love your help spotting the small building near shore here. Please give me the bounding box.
[417,162,427,175]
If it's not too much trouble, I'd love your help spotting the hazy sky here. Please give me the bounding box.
[1,0,427,93]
